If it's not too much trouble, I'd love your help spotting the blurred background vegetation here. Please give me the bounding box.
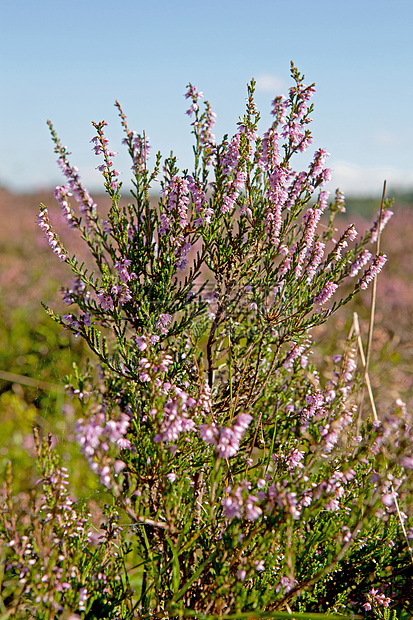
[1,186,412,499]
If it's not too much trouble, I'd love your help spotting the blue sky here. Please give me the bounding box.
[1,0,412,196]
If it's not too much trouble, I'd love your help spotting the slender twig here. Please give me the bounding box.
[365,179,386,373]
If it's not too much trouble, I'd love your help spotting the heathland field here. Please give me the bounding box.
[1,187,413,487]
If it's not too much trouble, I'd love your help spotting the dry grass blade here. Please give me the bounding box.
[353,181,413,565]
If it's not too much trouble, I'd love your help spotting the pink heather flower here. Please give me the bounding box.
[200,414,252,459]
[283,341,309,370]
[400,455,413,469]
[156,313,172,334]
[37,206,67,262]
[270,95,288,125]
[155,386,196,443]
[349,249,372,277]
[254,560,265,572]
[222,493,243,520]
[54,185,76,228]
[358,254,387,290]
[92,121,122,194]
[135,336,147,351]
[188,176,212,226]
[221,133,241,176]
[308,148,330,183]
[164,175,190,228]
[128,132,150,174]
[259,127,281,171]
[370,209,394,243]
[314,281,338,305]
[56,151,97,220]
[114,258,136,283]
[306,241,325,283]
[199,422,219,445]
[245,496,262,520]
[283,171,308,211]
[236,569,246,581]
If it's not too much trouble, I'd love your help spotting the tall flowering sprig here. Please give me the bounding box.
[185,82,217,179]
[281,62,316,159]
[91,120,122,197]
[115,99,161,210]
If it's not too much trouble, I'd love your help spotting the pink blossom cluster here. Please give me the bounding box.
[62,277,88,305]
[314,281,338,305]
[363,588,391,611]
[369,208,394,244]
[222,481,262,521]
[164,175,190,229]
[185,83,203,116]
[259,126,281,172]
[281,80,315,153]
[160,176,194,270]
[330,224,358,261]
[273,447,305,471]
[137,349,173,383]
[220,133,246,213]
[358,254,388,290]
[54,185,75,228]
[37,206,67,262]
[299,389,327,426]
[154,386,197,443]
[349,249,372,278]
[308,147,332,185]
[199,100,217,151]
[306,240,325,283]
[124,132,150,175]
[114,258,137,283]
[185,83,217,161]
[4,463,91,604]
[56,147,96,218]
[75,410,131,487]
[187,175,213,227]
[91,121,121,192]
[324,343,357,403]
[156,312,172,335]
[283,171,309,211]
[283,338,311,370]
[266,481,302,520]
[62,311,91,334]
[200,413,252,459]
[270,95,289,125]
[294,205,323,279]
[96,282,132,310]
[264,165,290,246]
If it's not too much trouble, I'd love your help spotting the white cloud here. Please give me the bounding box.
[255,74,286,94]
[325,161,413,196]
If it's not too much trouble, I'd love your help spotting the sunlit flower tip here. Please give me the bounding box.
[166,472,177,483]
[236,569,246,581]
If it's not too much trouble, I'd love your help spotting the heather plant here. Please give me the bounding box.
[2,63,413,618]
